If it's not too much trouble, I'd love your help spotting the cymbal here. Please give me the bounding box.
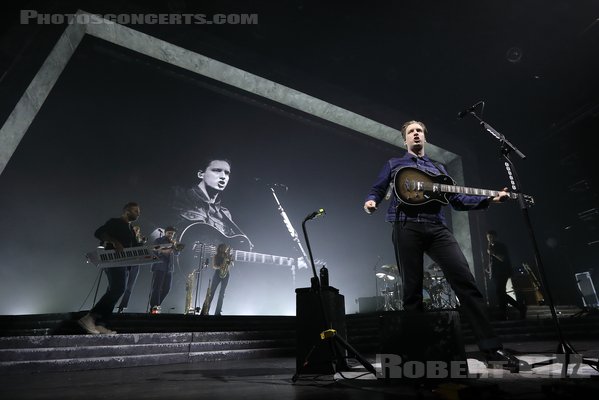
[426,263,442,272]
[376,272,396,280]
[381,264,399,273]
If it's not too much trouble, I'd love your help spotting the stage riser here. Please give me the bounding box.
[344,309,599,354]
[0,314,296,337]
[348,325,599,353]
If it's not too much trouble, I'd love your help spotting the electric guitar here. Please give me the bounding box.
[179,222,314,277]
[393,166,535,207]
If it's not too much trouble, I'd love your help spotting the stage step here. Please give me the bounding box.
[2,307,598,374]
[0,331,295,373]
[1,348,292,374]
[0,313,296,337]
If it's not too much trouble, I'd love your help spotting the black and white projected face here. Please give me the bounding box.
[200,160,231,192]
[0,38,400,316]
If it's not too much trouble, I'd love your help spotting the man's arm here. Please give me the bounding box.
[435,163,509,211]
[94,220,125,252]
[489,242,508,262]
[364,160,393,214]
[488,247,505,262]
[448,188,510,211]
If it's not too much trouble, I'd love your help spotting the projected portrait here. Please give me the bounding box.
[171,158,315,316]
[173,158,251,316]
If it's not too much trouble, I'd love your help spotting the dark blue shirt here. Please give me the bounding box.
[365,153,490,224]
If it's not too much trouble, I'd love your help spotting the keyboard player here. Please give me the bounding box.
[78,202,141,335]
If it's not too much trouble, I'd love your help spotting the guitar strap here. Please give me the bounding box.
[220,212,254,250]
[429,159,448,177]
[384,180,394,200]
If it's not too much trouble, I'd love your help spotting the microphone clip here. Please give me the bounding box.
[457,100,484,119]
[304,208,326,222]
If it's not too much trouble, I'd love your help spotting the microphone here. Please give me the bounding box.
[254,178,288,191]
[457,101,484,119]
[304,208,326,221]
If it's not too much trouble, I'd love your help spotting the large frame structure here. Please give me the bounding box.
[0,10,476,272]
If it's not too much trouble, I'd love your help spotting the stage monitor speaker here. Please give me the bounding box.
[378,311,468,378]
[575,272,599,308]
[357,296,384,313]
[295,287,348,374]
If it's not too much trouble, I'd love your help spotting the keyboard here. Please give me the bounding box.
[85,245,160,268]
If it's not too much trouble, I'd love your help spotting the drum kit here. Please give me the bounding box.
[423,263,458,310]
[374,263,458,311]
[375,264,402,311]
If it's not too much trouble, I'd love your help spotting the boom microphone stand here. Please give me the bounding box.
[192,249,209,314]
[292,209,376,382]
[267,185,311,286]
[459,102,598,376]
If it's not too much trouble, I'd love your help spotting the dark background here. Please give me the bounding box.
[0,0,597,314]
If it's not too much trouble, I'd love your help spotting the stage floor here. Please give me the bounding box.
[2,340,598,400]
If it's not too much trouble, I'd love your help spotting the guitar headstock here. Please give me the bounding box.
[297,257,326,269]
[508,192,535,207]
[521,193,535,207]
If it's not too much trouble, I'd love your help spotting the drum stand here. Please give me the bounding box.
[381,278,395,311]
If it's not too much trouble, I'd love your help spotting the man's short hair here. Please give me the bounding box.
[400,120,428,140]
[487,230,497,236]
[123,201,139,211]
[165,226,177,233]
[202,158,232,171]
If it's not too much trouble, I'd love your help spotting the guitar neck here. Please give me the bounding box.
[233,250,295,267]
[437,183,512,199]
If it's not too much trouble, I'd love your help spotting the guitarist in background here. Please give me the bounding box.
[149,226,181,314]
[486,230,527,320]
[364,120,526,372]
[173,158,252,315]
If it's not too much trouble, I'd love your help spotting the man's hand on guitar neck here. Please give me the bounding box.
[490,187,510,203]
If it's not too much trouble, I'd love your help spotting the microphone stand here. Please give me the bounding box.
[193,250,208,314]
[92,269,103,308]
[373,256,382,300]
[292,212,376,382]
[474,215,491,306]
[268,186,311,286]
[463,107,598,376]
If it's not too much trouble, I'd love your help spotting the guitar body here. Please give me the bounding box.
[178,221,302,277]
[178,222,251,273]
[393,166,455,206]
